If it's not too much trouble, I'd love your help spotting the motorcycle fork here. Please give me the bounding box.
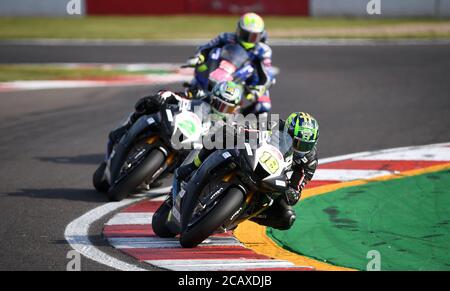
[147,134,178,167]
[146,135,159,145]
[142,135,176,187]
[233,192,273,226]
[222,172,235,183]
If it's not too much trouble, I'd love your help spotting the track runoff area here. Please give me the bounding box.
[67,142,450,272]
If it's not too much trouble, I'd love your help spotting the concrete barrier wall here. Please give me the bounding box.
[310,0,450,17]
[0,0,85,16]
[439,0,450,16]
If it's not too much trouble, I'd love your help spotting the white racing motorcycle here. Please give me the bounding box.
[152,122,294,247]
[93,93,211,201]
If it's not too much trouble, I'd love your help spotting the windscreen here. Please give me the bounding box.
[220,44,249,68]
[267,129,293,157]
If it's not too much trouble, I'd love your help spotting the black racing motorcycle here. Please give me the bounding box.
[152,123,294,247]
[93,94,211,201]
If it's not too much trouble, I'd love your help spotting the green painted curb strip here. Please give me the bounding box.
[268,169,450,270]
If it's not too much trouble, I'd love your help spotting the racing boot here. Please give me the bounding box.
[250,197,296,230]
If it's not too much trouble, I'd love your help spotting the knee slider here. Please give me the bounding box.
[276,210,296,230]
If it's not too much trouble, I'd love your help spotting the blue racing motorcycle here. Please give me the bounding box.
[184,44,259,96]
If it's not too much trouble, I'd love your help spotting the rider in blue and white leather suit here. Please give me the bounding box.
[186,12,275,115]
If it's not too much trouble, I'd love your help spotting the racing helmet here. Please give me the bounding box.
[284,112,319,155]
[236,13,265,50]
[210,81,243,116]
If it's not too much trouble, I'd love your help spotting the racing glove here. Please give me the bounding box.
[134,91,181,115]
[186,53,205,67]
[245,85,266,101]
[134,94,163,115]
[288,168,310,205]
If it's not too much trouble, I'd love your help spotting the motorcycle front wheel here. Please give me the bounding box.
[152,198,178,238]
[107,149,165,201]
[179,187,244,248]
[92,161,109,193]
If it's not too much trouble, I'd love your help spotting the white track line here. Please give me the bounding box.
[319,142,450,164]
[314,169,393,181]
[106,212,153,225]
[146,259,294,271]
[64,188,167,271]
[64,198,146,271]
[65,142,450,271]
[0,64,278,92]
[0,76,191,92]
[355,147,450,161]
[107,236,242,249]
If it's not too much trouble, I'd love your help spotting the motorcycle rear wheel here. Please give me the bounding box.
[179,187,244,248]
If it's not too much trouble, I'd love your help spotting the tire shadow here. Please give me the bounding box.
[36,153,104,165]
[4,188,108,203]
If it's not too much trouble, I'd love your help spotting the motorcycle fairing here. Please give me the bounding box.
[108,113,163,184]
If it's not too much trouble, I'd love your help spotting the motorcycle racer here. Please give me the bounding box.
[186,12,274,115]
[172,112,319,230]
[106,82,244,160]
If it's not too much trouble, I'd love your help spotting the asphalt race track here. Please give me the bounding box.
[0,43,449,270]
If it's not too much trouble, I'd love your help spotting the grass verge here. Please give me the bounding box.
[0,65,144,82]
[0,16,449,40]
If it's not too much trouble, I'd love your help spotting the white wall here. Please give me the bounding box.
[0,0,85,16]
[439,0,450,16]
[311,0,450,17]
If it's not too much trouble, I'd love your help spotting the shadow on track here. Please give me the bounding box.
[5,188,108,203]
[36,153,104,165]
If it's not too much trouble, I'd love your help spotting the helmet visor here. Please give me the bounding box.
[237,28,262,44]
[211,96,237,114]
[293,136,315,154]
